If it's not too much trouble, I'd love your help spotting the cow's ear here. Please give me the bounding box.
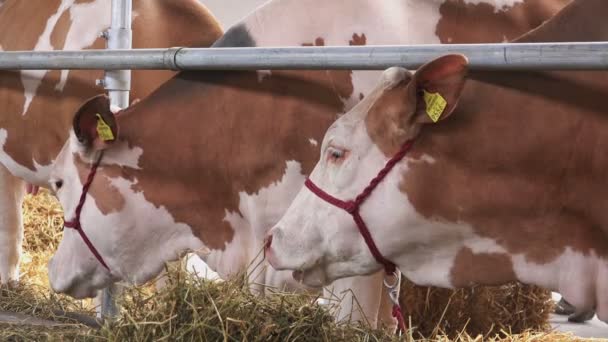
[73,94,118,151]
[409,54,468,124]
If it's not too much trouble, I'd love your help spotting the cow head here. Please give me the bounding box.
[48,95,206,298]
[266,55,468,286]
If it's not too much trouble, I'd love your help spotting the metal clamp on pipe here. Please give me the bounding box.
[163,47,183,71]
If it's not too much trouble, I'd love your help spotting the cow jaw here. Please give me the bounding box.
[48,133,207,298]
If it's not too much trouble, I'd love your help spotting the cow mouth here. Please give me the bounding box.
[291,266,327,288]
[292,270,304,281]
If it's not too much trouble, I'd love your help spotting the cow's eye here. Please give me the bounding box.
[327,147,347,163]
[55,180,63,189]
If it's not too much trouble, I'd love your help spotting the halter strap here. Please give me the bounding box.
[63,152,110,271]
[304,139,415,333]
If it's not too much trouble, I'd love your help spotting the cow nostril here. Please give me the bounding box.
[265,234,273,250]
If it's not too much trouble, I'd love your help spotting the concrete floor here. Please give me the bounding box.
[551,293,608,339]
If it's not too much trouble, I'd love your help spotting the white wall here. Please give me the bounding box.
[200,0,269,29]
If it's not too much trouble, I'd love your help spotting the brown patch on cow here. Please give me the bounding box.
[436,0,571,44]
[400,75,608,265]
[103,65,353,250]
[398,1,608,271]
[50,8,71,50]
[450,248,517,287]
[365,77,414,156]
[74,153,126,215]
[349,33,366,46]
[0,0,222,172]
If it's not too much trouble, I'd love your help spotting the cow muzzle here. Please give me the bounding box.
[48,254,111,299]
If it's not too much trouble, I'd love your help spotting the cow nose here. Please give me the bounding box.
[264,229,278,268]
[264,230,275,260]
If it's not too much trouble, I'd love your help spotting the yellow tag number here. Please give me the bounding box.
[423,90,447,123]
[96,113,115,141]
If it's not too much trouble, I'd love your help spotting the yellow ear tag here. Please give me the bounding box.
[95,113,115,141]
[423,90,447,123]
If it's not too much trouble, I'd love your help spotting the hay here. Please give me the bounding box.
[21,190,65,289]
[0,266,595,342]
[400,279,555,340]
[98,267,397,341]
[0,190,590,341]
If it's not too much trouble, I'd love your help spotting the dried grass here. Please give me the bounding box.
[0,190,591,341]
[400,279,555,339]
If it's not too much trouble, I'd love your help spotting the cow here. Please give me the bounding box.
[265,0,608,324]
[43,0,569,329]
[0,0,223,284]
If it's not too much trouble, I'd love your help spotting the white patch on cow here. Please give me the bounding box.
[56,0,111,91]
[206,208,254,278]
[511,249,608,321]
[407,154,436,165]
[20,0,113,112]
[308,138,318,147]
[0,165,24,284]
[0,129,54,184]
[102,141,143,170]
[256,70,272,83]
[97,175,207,283]
[244,0,444,110]
[205,160,307,282]
[69,132,142,170]
[345,71,379,110]
[463,0,524,12]
[21,0,74,115]
[512,249,597,298]
[185,254,221,281]
[463,237,509,258]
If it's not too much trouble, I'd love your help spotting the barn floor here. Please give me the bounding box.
[551,314,608,339]
[551,293,608,339]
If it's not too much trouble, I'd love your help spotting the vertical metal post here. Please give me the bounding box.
[99,0,132,321]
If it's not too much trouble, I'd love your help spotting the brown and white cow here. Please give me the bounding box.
[0,0,223,284]
[44,0,568,329]
[267,0,608,323]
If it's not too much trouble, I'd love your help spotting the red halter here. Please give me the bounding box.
[304,139,415,333]
[63,152,111,271]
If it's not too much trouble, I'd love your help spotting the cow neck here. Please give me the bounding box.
[304,139,415,333]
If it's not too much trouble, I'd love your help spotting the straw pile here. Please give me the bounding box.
[400,279,555,340]
[0,190,587,341]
